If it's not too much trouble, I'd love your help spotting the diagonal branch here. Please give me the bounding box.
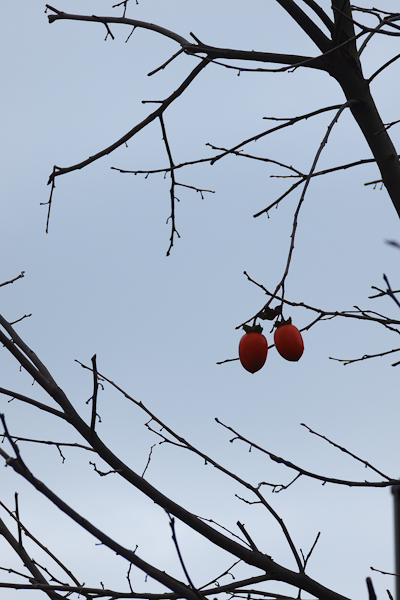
[275,0,332,52]
[0,444,203,600]
[47,58,209,188]
[301,1,335,34]
[0,518,64,600]
[0,315,56,386]
[0,500,82,588]
[0,324,352,600]
[0,387,66,420]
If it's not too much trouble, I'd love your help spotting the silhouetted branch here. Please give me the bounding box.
[366,578,377,600]
[90,354,99,434]
[0,441,201,600]
[301,423,392,480]
[0,518,64,600]
[301,531,321,569]
[215,418,397,488]
[0,271,25,288]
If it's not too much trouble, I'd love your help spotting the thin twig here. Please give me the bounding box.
[301,423,392,480]
[237,522,259,552]
[90,354,99,434]
[169,516,203,598]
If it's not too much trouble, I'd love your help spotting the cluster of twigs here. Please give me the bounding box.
[2,2,400,598]
[0,270,397,598]
[43,3,400,255]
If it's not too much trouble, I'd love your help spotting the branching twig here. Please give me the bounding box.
[76,360,303,570]
[45,57,210,236]
[383,274,400,309]
[252,101,355,321]
[301,532,321,569]
[159,114,180,256]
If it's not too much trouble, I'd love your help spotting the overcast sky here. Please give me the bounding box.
[1,2,400,599]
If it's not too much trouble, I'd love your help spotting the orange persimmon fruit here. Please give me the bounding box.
[239,328,268,373]
[274,322,304,362]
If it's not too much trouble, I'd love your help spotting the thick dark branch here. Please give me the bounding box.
[0,446,202,600]
[46,6,324,70]
[185,46,324,70]
[80,362,303,570]
[275,0,332,52]
[0,517,63,600]
[302,1,335,34]
[0,315,56,385]
[0,500,82,588]
[0,576,298,598]
[46,6,190,45]
[0,335,351,600]
[321,18,400,218]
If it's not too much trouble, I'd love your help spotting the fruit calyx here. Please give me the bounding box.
[242,323,263,334]
[274,317,292,329]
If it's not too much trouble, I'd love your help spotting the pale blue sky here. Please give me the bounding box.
[1,2,400,599]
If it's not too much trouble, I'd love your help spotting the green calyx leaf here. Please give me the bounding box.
[242,323,263,334]
[274,316,292,329]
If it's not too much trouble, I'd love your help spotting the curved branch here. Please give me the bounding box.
[46,6,190,46]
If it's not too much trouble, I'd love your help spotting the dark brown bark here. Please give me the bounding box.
[324,1,400,218]
[46,3,400,220]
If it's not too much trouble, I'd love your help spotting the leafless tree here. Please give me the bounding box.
[1,2,400,599]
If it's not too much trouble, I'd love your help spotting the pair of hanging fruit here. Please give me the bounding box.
[239,319,304,373]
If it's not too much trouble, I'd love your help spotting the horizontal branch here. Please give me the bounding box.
[46,6,325,70]
[242,272,400,330]
[46,6,190,46]
[0,576,303,599]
